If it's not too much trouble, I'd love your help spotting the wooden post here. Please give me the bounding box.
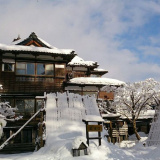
[83,119,103,146]
[109,121,112,143]
[86,122,89,146]
[98,122,102,146]
[38,111,44,148]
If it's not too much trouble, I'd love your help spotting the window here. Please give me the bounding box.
[36,99,44,111]
[16,62,35,75]
[46,64,54,75]
[90,74,99,77]
[37,64,45,75]
[16,99,35,116]
[55,64,65,77]
[2,63,14,72]
[2,59,15,72]
[37,63,54,75]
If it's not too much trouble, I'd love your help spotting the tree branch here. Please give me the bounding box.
[135,93,155,120]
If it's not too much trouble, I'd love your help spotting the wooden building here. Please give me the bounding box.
[66,55,108,78]
[0,32,123,152]
[0,32,76,153]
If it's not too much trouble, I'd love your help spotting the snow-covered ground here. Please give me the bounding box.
[0,93,159,160]
[0,131,159,160]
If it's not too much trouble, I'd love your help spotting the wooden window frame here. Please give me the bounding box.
[36,63,54,76]
[16,62,35,75]
[55,63,65,78]
[2,63,15,72]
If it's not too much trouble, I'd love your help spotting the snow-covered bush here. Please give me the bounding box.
[0,115,6,139]
[0,102,21,139]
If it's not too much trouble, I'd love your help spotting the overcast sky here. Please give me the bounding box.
[0,0,160,82]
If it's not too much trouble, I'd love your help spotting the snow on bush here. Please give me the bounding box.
[0,115,6,139]
[0,102,18,139]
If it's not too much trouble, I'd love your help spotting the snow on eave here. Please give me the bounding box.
[83,115,104,122]
[37,37,58,49]
[92,68,108,73]
[68,56,98,67]
[93,68,108,72]
[120,110,155,119]
[67,77,125,86]
[102,113,121,118]
[11,38,23,45]
[0,43,74,55]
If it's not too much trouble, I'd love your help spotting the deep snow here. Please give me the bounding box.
[0,93,159,160]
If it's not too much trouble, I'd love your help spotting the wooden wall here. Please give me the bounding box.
[0,72,64,94]
[98,91,114,100]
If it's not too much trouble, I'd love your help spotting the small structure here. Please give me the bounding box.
[65,77,125,96]
[82,115,104,146]
[72,136,88,157]
[102,113,128,144]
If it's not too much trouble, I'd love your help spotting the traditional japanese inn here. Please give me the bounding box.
[0,32,124,153]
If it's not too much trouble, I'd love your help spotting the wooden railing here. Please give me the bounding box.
[112,127,128,137]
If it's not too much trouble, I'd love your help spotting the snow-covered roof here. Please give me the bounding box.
[120,110,155,120]
[72,136,88,149]
[37,37,58,49]
[68,56,97,67]
[102,113,121,118]
[12,32,59,49]
[67,77,125,86]
[102,110,155,120]
[93,68,108,72]
[83,115,104,122]
[137,110,155,119]
[0,43,74,55]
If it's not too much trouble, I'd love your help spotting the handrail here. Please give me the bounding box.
[0,108,44,150]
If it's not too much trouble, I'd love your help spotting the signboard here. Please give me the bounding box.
[87,125,102,132]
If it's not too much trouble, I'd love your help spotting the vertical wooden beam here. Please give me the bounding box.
[98,122,102,146]
[86,122,89,146]
[38,111,44,148]
[109,121,112,143]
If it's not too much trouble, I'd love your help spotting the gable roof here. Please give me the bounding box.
[72,136,88,149]
[1,32,75,56]
[15,32,54,48]
[68,56,98,67]
[0,43,75,55]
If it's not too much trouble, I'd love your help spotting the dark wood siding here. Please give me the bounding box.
[0,71,64,94]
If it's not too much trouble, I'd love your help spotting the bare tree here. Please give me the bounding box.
[102,78,160,140]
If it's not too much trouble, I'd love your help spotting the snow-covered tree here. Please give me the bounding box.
[102,78,160,140]
[0,102,22,139]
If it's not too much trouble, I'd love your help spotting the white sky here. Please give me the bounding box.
[1,0,160,82]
